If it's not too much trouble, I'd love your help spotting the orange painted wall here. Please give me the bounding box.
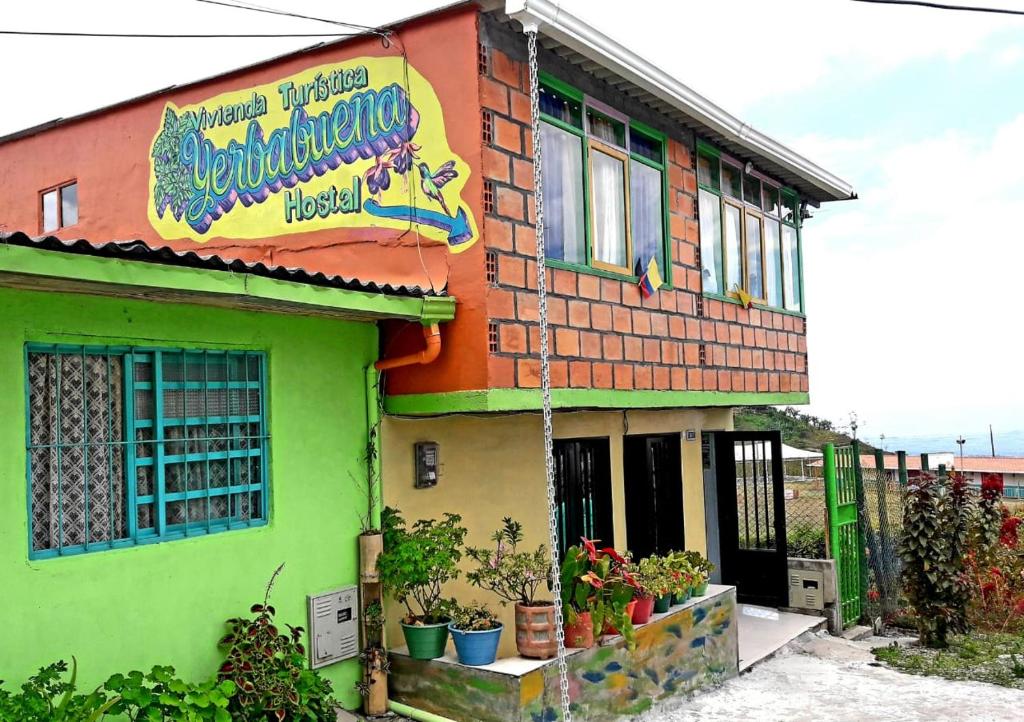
[0,5,490,394]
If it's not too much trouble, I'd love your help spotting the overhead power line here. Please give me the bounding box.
[852,0,1024,16]
[0,29,357,38]
[194,0,383,34]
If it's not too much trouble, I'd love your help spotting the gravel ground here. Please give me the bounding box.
[639,632,1024,722]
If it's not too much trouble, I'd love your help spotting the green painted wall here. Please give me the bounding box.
[0,286,372,709]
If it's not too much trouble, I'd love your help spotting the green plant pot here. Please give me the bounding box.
[672,588,691,605]
[695,580,709,597]
[654,594,672,613]
[401,619,451,660]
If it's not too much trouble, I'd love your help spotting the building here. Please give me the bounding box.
[0,1,854,717]
[852,453,1024,498]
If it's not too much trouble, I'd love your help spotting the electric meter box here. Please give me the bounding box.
[307,586,359,669]
[788,569,825,611]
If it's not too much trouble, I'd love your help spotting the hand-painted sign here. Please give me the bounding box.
[148,57,477,251]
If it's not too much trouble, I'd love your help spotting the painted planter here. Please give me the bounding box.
[603,600,637,635]
[400,619,450,660]
[694,580,710,597]
[631,595,655,625]
[653,593,672,613]
[358,533,383,583]
[564,611,594,649]
[449,623,503,666]
[514,602,557,659]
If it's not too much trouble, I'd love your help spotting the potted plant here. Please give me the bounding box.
[667,552,695,605]
[560,539,637,649]
[377,507,468,660]
[465,517,556,659]
[448,602,503,666]
[684,551,714,596]
[633,555,674,623]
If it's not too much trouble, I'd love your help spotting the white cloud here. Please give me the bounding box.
[798,117,1024,435]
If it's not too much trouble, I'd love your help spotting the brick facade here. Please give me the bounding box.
[477,36,809,396]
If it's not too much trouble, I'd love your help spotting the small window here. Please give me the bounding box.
[721,162,742,199]
[41,182,78,233]
[743,173,762,208]
[629,128,663,164]
[589,144,629,272]
[745,212,764,300]
[697,150,720,190]
[28,346,269,559]
[762,185,780,217]
[586,108,625,147]
[539,122,586,264]
[539,84,583,128]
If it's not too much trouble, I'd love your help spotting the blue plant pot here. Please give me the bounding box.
[449,622,503,666]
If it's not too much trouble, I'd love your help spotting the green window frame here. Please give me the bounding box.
[697,140,805,315]
[538,73,671,285]
[26,344,269,560]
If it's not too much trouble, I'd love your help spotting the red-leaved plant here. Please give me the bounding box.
[217,565,339,721]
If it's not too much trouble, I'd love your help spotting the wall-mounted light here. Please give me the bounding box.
[744,161,754,175]
[800,200,813,221]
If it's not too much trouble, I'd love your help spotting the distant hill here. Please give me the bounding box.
[734,406,878,454]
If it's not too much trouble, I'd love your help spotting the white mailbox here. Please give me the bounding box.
[307,586,359,669]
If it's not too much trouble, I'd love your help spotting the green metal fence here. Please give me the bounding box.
[823,443,864,627]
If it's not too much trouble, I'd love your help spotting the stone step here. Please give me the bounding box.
[841,624,873,641]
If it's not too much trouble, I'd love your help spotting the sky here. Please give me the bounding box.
[3,0,1023,442]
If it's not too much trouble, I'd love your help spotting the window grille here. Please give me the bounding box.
[552,438,614,557]
[482,110,494,146]
[477,42,490,76]
[486,250,499,284]
[698,343,707,366]
[27,345,269,558]
[488,322,499,353]
[484,180,495,215]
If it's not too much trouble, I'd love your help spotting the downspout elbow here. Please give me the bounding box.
[374,323,442,371]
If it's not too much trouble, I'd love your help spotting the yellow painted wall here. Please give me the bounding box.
[380,406,733,658]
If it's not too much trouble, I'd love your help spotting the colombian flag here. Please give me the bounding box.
[638,257,664,299]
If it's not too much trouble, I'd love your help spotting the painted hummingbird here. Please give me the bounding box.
[417,161,458,217]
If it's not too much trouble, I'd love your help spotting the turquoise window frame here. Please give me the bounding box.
[25,343,269,560]
[539,72,672,287]
[696,138,805,316]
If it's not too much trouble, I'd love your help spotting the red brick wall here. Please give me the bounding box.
[478,42,808,395]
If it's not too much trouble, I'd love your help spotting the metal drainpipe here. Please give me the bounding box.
[363,322,450,722]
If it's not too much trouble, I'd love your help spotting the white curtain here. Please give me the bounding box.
[782,225,802,311]
[764,219,783,307]
[699,190,723,294]
[591,148,627,268]
[540,122,586,264]
[746,213,763,299]
[29,352,126,551]
[724,204,743,292]
[630,160,663,274]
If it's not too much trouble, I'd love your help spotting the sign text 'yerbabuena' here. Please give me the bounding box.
[148,58,477,250]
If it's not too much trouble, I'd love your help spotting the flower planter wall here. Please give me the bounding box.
[388,585,739,722]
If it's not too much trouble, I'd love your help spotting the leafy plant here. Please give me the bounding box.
[378,506,468,623]
[105,667,235,722]
[465,517,551,606]
[900,473,971,647]
[560,539,638,648]
[0,659,117,722]
[449,602,502,631]
[665,552,696,595]
[217,565,339,721]
[633,555,674,599]
[786,526,828,559]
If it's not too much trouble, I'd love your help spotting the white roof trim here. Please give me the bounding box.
[504,0,856,202]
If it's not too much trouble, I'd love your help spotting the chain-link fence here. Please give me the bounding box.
[784,460,829,559]
[858,463,904,625]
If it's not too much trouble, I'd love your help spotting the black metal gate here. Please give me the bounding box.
[552,438,614,557]
[623,434,684,560]
[714,431,788,607]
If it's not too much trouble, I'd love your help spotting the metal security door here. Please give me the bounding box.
[552,438,614,558]
[714,431,788,606]
[623,434,684,560]
[824,443,864,627]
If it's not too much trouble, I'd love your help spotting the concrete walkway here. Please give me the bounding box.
[640,632,1024,721]
[736,604,825,671]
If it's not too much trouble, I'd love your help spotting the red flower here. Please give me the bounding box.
[981,473,1004,498]
[622,569,641,589]
[867,589,880,602]
[602,547,626,565]
[1014,597,1024,617]
[581,537,600,563]
[1000,515,1022,548]
[580,572,604,589]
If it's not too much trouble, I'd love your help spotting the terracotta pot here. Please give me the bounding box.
[359,533,382,583]
[603,600,637,635]
[564,611,594,649]
[514,602,558,659]
[631,595,655,625]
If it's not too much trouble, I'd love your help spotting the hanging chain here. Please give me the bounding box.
[527,29,573,722]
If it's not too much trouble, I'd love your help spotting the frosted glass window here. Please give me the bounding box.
[782,224,802,312]
[590,147,628,269]
[724,203,743,293]
[764,219,783,307]
[540,122,586,265]
[699,190,723,295]
[746,214,763,299]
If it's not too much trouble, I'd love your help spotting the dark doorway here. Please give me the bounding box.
[623,433,685,561]
[552,437,614,557]
[713,431,788,607]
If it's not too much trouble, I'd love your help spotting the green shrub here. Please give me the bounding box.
[787,526,827,559]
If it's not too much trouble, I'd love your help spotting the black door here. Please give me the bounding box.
[713,431,787,607]
[624,434,685,561]
[552,438,614,557]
